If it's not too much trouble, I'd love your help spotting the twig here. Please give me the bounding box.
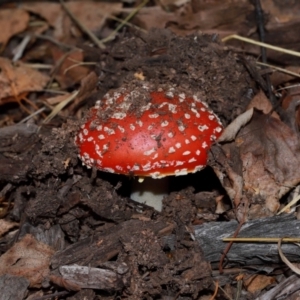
[106,13,147,33]
[219,219,245,274]
[34,33,74,50]
[223,237,300,243]
[253,0,276,105]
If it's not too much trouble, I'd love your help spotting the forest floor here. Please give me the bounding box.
[1,1,300,299]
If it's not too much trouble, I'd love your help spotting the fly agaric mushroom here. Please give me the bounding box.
[75,83,223,211]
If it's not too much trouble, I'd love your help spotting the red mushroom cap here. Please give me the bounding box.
[75,84,223,179]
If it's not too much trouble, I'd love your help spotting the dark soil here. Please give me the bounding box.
[0,29,260,299]
[95,29,257,127]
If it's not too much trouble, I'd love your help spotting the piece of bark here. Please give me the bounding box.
[0,155,32,182]
[0,122,39,182]
[0,274,29,300]
[194,214,300,265]
[51,219,168,269]
[58,265,125,291]
[0,234,54,288]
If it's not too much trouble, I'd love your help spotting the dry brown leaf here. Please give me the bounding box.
[244,274,276,293]
[46,93,72,105]
[0,57,49,100]
[246,90,280,120]
[262,0,300,26]
[21,2,122,41]
[212,151,243,209]
[0,219,18,237]
[20,2,69,41]
[281,86,300,129]
[224,1,300,65]
[0,234,55,287]
[64,71,98,114]
[0,9,29,46]
[132,6,177,31]
[218,108,254,143]
[133,1,253,37]
[51,48,90,88]
[212,0,300,65]
[238,110,300,217]
[21,2,61,28]
[66,2,122,34]
[271,66,300,86]
[76,71,98,103]
[214,109,300,219]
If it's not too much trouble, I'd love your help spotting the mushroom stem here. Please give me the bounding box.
[130,177,170,211]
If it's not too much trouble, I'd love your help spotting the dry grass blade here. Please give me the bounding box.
[18,107,46,124]
[277,194,300,215]
[216,283,233,300]
[42,90,79,124]
[276,84,300,92]
[222,34,300,58]
[278,238,300,275]
[23,63,53,69]
[63,60,96,74]
[209,281,219,300]
[257,62,300,78]
[223,237,300,243]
